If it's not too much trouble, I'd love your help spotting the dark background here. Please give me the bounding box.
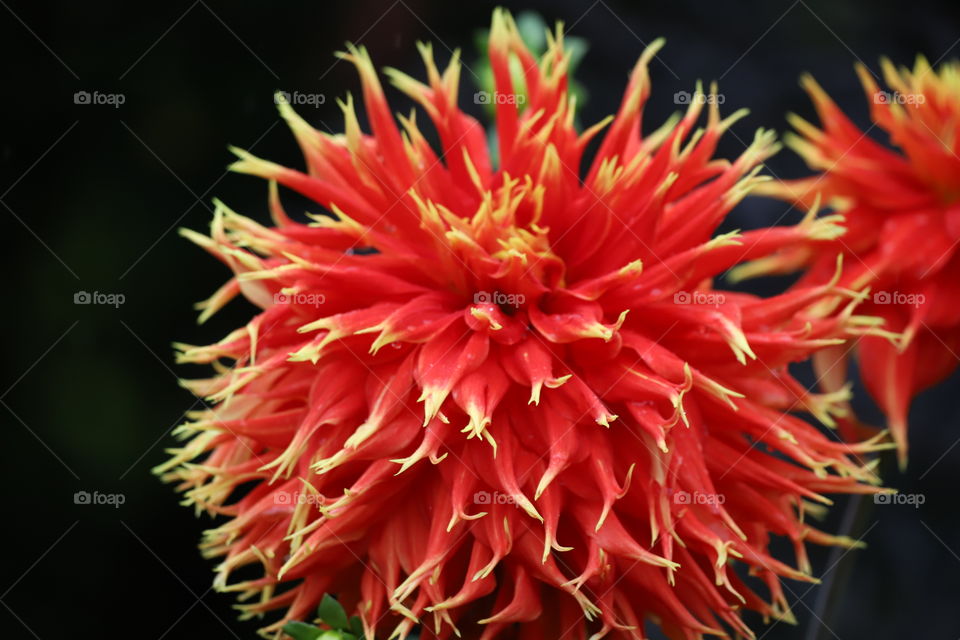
[2,1,959,638]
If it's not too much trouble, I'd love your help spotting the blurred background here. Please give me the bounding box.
[2,0,959,638]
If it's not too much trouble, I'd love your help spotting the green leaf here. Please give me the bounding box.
[349,615,364,637]
[516,11,547,53]
[566,37,589,70]
[318,593,350,631]
[283,621,323,640]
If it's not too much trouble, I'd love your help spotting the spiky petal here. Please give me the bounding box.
[746,57,960,465]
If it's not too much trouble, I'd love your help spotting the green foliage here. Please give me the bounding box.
[282,621,325,640]
[318,594,350,631]
[282,594,366,640]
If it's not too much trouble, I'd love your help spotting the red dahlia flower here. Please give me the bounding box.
[159,11,888,639]
[742,57,960,464]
